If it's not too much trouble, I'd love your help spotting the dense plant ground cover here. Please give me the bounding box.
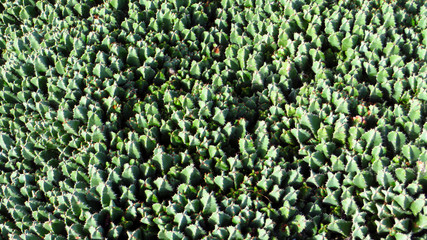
[0,0,426,239]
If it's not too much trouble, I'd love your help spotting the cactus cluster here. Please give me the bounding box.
[0,0,426,239]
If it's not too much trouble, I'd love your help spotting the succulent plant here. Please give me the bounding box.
[0,0,426,239]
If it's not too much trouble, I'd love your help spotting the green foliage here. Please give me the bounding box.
[0,0,426,239]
